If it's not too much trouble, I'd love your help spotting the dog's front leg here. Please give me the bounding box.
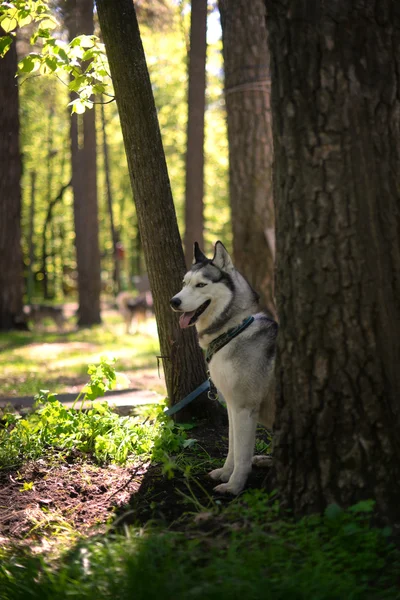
[214,406,257,495]
[209,402,234,482]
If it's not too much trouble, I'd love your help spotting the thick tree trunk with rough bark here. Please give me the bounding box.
[96,0,222,422]
[66,0,101,326]
[267,0,400,520]
[183,0,207,268]
[219,0,275,315]
[0,32,24,330]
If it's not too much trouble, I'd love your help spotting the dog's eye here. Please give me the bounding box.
[196,283,207,288]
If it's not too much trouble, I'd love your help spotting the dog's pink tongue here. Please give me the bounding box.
[179,311,195,329]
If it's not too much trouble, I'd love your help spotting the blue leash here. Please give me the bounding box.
[164,379,211,416]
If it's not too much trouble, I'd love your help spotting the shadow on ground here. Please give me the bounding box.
[113,420,273,529]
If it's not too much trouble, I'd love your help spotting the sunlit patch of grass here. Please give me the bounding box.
[0,314,161,398]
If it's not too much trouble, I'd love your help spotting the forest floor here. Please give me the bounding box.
[0,303,249,551]
[0,301,165,399]
[1,304,399,598]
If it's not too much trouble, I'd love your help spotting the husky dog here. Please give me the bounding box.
[116,291,154,334]
[170,241,277,495]
[27,304,66,331]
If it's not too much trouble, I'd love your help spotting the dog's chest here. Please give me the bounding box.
[208,345,236,397]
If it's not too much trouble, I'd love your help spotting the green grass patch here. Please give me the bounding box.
[0,313,161,397]
[1,492,399,600]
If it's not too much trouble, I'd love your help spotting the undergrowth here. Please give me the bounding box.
[1,358,399,599]
[0,357,192,469]
[1,491,399,600]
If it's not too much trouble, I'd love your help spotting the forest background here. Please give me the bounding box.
[15,1,230,304]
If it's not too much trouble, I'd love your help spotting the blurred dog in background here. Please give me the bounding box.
[116,291,154,334]
[26,304,66,331]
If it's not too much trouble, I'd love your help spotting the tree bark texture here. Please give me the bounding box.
[219,0,275,315]
[0,31,24,330]
[267,0,400,520]
[183,0,207,268]
[66,0,101,326]
[96,0,221,421]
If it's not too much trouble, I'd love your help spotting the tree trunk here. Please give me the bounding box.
[101,101,121,293]
[267,0,400,520]
[219,0,275,315]
[183,0,207,268]
[95,0,222,422]
[0,30,24,330]
[27,171,36,305]
[42,106,54,299]
[66,0,101,326]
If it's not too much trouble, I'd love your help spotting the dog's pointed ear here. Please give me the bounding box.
[212,241,234,271]
[193,242,207,264]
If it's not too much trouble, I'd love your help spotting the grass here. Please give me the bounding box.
[1,492,399,600]
[0,312,162,397]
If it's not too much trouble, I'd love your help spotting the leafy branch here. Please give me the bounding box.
[0,0,112,113]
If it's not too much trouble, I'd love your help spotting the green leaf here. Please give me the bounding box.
[36,27,51,39]
[57,48,69,63]
[324,503,343,520]
[44,55,57,72]
[348,499,375,514]
[0,35,12,57]
[82,48,95,61]
[78,34,94,48]
[37,17,58,30]
[0,15,17,33]
[17,14,32,28]
[19,55,36,73]
[68,75,85,92]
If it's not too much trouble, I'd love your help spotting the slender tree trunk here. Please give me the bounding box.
[65,0,101,325]
[42,106,54,299]
[0,29,24,330]
[183,0,207,268]
[27,171,36,305]
[96,0,223,422]
[101,101,121,293]
[219,0,275,315]
[267,0,400,520]
[41,180,71,301]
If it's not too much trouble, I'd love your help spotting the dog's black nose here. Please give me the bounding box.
[170,297,181,309]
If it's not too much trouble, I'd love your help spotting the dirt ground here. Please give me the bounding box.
[0,421,272,554]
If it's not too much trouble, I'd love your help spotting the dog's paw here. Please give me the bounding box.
[213,481,244,496]
[252,455,273,468]
[208,467,232,483]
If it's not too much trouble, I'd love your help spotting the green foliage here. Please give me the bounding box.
[1,491,399,599]
[12,3,229,298]
[0,0,56,35]
[0,357,191,469]
[0,1,109,108]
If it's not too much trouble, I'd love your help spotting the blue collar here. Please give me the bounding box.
[205,316,254,363]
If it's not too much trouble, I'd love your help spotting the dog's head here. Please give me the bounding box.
[170,241,237,330]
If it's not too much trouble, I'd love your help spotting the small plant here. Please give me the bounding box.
[0,357,193,469]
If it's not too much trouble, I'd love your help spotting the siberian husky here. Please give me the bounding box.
[170,241,277,495]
